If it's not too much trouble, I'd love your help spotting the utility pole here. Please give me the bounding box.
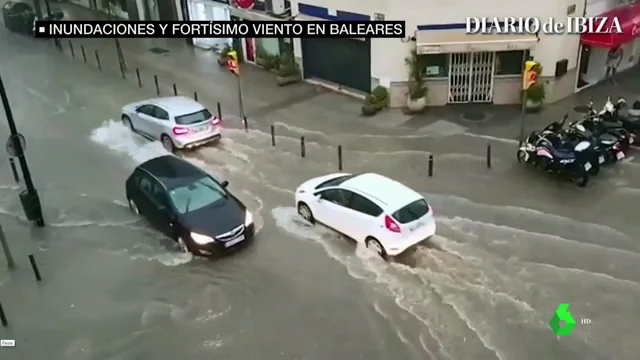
[0,74,45,227]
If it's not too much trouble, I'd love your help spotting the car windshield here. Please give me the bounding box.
[175,109,212,125]
[314,174,355,189]
[168,176,226,214]
[392,199,429,224]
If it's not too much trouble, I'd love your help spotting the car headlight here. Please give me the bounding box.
[245,211,253,226]
[191,232,214,245]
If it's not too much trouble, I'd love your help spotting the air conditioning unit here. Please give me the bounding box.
[266,0,286,14]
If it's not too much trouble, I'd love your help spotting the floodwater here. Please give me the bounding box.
[0,20,639,360]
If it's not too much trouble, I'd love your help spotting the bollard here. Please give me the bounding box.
[173,83,177,96]
[9,158,19,183]
[194,91,198,101]
[119,62,126,79]
[136,68,142,87]
[68,40,74,58]
[243,116,248,131]
[338,145,343,170]
[270,125,275,146]
[428,154,434,177]
[94,50,101,69]
[0,225,15,270]
[300,137,306,158]
[154,75,160,95]
[217,102,222,120]
[0,300,7,327]
[80,45,87,63]
[486,142,491,169]
[28,254,41,281]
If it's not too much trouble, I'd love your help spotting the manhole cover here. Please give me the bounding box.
[573,105,590,113]
[461,112,486,121]
[149,47,170,54]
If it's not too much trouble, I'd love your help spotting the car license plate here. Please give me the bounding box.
[195,125,208,133]
[584,162,592,171]
[225,235,244,247]
[616,151,624,160]
[598,156,605,164]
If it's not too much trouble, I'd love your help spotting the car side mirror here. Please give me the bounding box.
[221,180,229,188]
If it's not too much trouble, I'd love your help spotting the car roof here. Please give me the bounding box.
[148,96,204,115]
[341,173,422,210]
[136,155,205,189]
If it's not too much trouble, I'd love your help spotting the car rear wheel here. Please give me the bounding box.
[122,115,134,131]
[161,135,175,153]
[128,198,139,215]
[366,237,387,259]
[297,202,314,224]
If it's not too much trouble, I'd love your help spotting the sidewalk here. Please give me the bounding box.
[58,3,640,139]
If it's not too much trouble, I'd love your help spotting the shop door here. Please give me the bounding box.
[301,38,371,93]
[448,52,495,103]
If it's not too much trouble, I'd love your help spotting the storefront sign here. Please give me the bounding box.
[234,0,255,9]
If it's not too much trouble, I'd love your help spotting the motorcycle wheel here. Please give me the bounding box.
[516,150,527,163]
[572,171,589,187]
[589,162,600,176]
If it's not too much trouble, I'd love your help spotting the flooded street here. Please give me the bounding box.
[0,19,639,360]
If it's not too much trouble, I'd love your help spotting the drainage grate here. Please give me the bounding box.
[149,47,170,54]
[461,111,486,121]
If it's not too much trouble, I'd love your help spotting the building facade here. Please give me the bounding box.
[288,0,591,107]
[177,0,292,61]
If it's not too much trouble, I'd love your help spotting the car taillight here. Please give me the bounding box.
[172,126,189,135]
[428,205,434,215]
[384,215,401,233]
[211,117,221,125]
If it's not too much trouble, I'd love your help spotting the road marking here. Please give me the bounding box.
[24,86,66,115]
[0,339,15,347]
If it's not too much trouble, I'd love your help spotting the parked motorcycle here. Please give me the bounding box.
[611,97,640,145]
[539,116,601,175]
[581,99,632,154]
[517,127,592,187]
[566,120,624,165]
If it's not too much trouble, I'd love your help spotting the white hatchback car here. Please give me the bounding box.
[121,96,221,152]
[295,172,436,258]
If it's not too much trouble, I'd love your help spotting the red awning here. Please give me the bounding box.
[581,4,640,48]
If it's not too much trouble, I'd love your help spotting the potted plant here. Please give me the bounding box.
[405,49,427,113]
[276,55,301,86]
[525,82,545,111]
[361,86,389,116]
[255,45,270,67]
[217,44,232,66]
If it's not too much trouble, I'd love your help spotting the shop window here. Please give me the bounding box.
[495,50,529,75]
[420,54,448,78]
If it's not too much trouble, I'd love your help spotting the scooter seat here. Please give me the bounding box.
[551,148,574,159]
[598,133,618,145]
[601,121,624,128]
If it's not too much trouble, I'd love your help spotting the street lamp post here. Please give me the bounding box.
[0,74,45,227]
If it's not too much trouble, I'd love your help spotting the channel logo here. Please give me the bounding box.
[0,339,15,347]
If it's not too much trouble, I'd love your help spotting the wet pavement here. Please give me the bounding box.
[1,8,640,360]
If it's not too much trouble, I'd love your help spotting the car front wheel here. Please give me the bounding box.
[297,202,314,224]
[128,198,140,215]
[122,115,134,131]
[366,237,387,259]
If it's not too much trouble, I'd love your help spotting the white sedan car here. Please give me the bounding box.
[295,172,436,258]
[121,96,221,152]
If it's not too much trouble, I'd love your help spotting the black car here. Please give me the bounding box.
[125,155,255,256]
[2,1,63,36]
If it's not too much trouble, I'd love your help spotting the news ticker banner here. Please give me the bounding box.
[34,20,406,38]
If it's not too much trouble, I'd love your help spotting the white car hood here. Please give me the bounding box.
[298,173,351,192]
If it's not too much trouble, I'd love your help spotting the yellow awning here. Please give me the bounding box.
[416,30,538,54]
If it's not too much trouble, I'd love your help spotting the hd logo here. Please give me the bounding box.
[549,303,576,336]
